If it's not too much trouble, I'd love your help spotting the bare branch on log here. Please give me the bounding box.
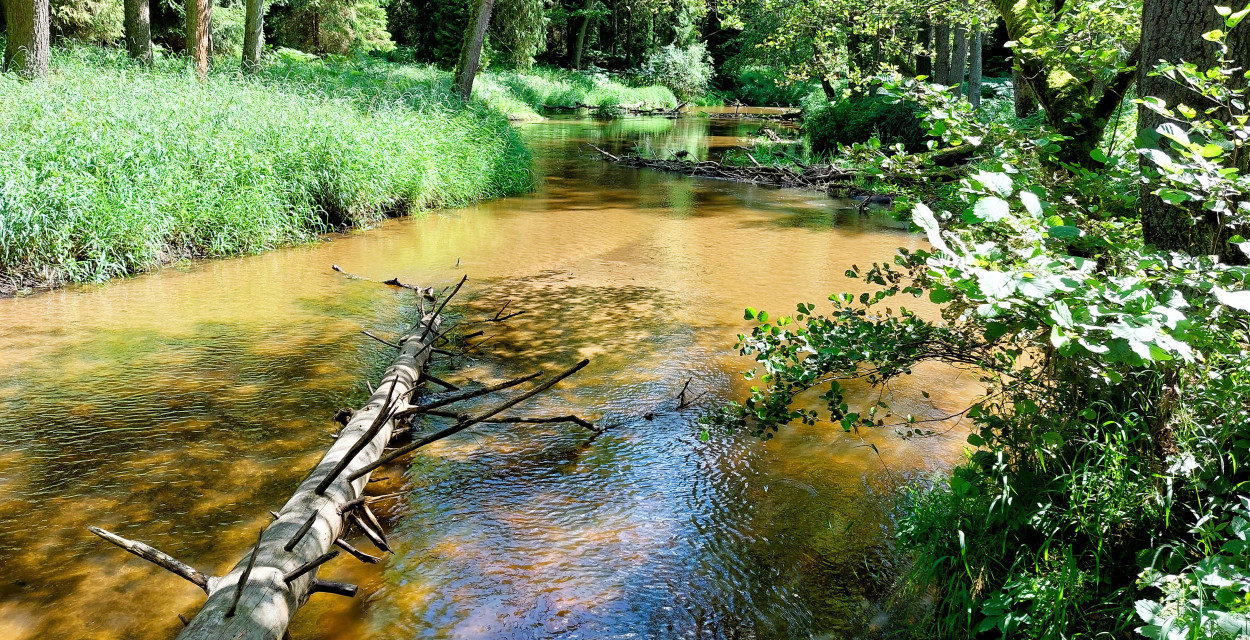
[394,371,543,420]
[423,409,595,430]
[347,359,590,482]
[421,372,459,391]
[87,526,212,593]
[335,538,381,564]
[282,550,339,584]
[418,275,467,344]
[309,580,357,597]
[283,512,318,552]
[362,330,400,349]
[224,529,263,618]
[347,512,390,553]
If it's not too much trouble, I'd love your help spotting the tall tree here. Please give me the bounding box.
[3,0,50,78]
[933,22,951,84]
[242,0,265,71]
[1012,66,1035,117]
[949,25,968,97]
[968,30,983,108]
[1138,0,1249,262]
[454,0,495,100]
[124,0,152,63]
[916,21,932,78]
[569,0,594,68]
[993,0,1139,167]
[186,0,211,79]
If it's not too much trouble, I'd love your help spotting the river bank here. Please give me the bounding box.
[0,47,680,296]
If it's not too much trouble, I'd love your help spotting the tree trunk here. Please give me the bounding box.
[123,0,151,64]
[569,0,593,69]
[241,0,264,72]
[454,0,495,100]
[949,26,969,98]
[968,31,983,108]
[1139,0,1249,262]
[916,21,932,78]
[993,0,1139,168]
[186,0,210,80]
[1012,66,1035,117]
[933,23,950,85]
[3,0,49,79]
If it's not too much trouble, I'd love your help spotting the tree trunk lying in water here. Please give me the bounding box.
[588,144,972,197]
[89,274,594,639]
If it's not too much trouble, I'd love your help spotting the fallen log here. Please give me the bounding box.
[89,276,594,640]
[173,309,442,640]
[588,144,970,196]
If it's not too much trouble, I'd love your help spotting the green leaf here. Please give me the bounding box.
[1158,188,1190,205]
[1228,6,1250,27]
[929,287,953,303]
[1204,29,1226,41]
[1214,287,1250,311]
[984,322,1009,340]
[1049,301,1075,329]
[1090,148,1108,163]
[1201,143,1224,158]
[1019,190,1044,217]
[744,307,757,320]
[1157,122,1191,145]
[1047,225,1082,239]
[968,196,1011,223]
[975,171,1014,197]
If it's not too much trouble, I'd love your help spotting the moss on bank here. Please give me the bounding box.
[0,46,533,294]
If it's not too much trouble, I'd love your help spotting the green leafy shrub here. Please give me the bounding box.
[636,42,714,102]
[805,95,928,156]
[727,66,817,107]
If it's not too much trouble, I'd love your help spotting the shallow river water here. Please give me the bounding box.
[0,113,977,639]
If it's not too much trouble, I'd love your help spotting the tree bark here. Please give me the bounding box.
[933,23,950,85]
[917,21,932,78]
[454,0,496,100]
[124,0,151,64]
[968,31,983,108]
[1139,0,1249,262]
[3,0,49,79]
[186,0,210,80]
[241,0,264,72]
[570,0,593,69]
[949,26,969,98]
[1012,66,1035,117]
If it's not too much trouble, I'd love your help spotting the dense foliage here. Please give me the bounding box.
[806,95,929,155]
[715,8,1250,639]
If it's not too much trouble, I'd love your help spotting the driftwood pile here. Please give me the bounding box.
[89,272,594,640]
[543,101,688,116]
[589,144,972,198]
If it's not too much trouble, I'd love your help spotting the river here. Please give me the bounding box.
[0,112,977,639]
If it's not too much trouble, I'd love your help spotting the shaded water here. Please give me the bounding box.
[0,114,976,639]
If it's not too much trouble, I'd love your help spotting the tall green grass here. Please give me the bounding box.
[0,46,531,291]
[474,67,678,119]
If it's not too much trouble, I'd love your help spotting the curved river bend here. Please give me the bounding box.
[0,114,976,639]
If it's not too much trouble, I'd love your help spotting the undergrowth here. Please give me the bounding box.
[0,45,532,292]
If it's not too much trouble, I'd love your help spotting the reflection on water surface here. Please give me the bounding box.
[0,114,974,639]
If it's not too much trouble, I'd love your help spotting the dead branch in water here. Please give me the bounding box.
[88,277,594,640]
[587,144,971,196]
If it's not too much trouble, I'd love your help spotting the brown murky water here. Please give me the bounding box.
[0,114,977,639]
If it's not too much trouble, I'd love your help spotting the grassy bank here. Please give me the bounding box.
[0,46,532,293]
